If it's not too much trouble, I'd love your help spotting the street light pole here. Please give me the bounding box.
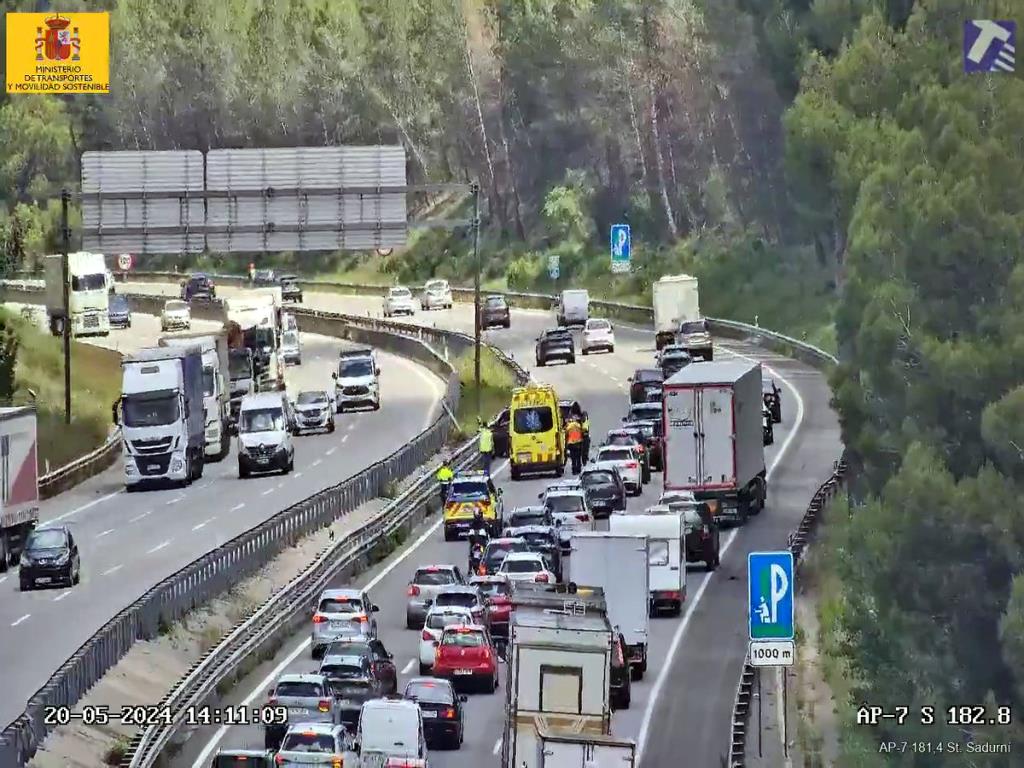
[471,182,482,417]
[61,189,72,425]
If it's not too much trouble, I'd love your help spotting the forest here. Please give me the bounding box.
[2,1,1024,762]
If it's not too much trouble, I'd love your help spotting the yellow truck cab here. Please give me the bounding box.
[443,470,504,541]
[508,384,566,481]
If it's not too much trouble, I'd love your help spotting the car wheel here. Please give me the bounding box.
[419,662,431,676]
[72,564,80,586]
[238,463,249,479]
[582,348,589,356]
[406,613,418,630]
[327,420,335,433]
[536,358,544,367]
[609,345,615,353]
[568,356,576,364]
[19,578,30,591]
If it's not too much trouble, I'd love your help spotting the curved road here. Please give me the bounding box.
[0,299,447,730]
[122,283,842,768]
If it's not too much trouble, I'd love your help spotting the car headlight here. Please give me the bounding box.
[53,552,70,566]
[19,554,31,567]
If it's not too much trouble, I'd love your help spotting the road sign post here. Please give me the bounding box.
[610,223,631,273]
[748,550,795,665]
[547,253,560,280]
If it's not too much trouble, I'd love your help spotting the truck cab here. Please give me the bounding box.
[159,332,232,460]
[44,251,110,338]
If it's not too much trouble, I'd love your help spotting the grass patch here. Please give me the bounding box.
[103,737,131,766]
[452,346,515,432]
[1,307,122,473]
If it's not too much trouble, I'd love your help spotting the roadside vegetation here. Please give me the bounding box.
[452,347,515,438]
[0,307,121,472]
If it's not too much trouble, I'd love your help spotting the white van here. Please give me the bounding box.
[556,289,589,327]
[609,510,686,615]
[236,391,295,478]
[356,698,428,764]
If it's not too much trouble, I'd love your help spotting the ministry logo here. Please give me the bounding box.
[963,20,1016,73]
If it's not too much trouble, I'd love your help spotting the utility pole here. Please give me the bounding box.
[471,182,482,416]
[61,189,71,425]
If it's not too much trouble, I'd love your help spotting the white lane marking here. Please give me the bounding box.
[166,496,183,506]
[129,510,151,523]
[192,457,512,767]
[230,503,245,512]
[11,614,30,627]
[192,517,216,531]
[146,540,171,555]
[47,490,121,523]
[311,459,322,468]
[293,472,303,479]
[326,447,337,456]
[341,435,349,443]
[102,564,123,576]
[261,488,275,496]
[346,422,355,431]
[53,590,72,602]
[402,659,416,674]
[636,354,806,765]
[96,529,115,539]
[0,575,6,586]
[493,738,502,756]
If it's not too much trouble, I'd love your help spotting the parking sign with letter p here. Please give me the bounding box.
[748,551,794,640]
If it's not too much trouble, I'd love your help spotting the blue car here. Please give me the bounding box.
[108,294,131,328]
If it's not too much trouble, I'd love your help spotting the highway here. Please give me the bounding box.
[0,299,447,730]
[125,282,843,768]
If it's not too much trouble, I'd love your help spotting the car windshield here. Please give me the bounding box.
[280,733,336,753]
[485,296,505,307]
[513,406,553,433]
[510,510,547,526]
[282,331,299,347]
[298,391,328,405]
[485,541,525,564]
[625,422,655,439]
[165,301,187,311]
[321,660,367,679]
[545,495,584,513]
[607,434,638,447]
[599,448,632,462]
[413,568,456,586]
[587,320,610,330]
[635,370,663,383]
[339,359,373,378]
[520,532,555,548]
[27,529,65,550]
[449,481,488,500]
[582,471,617,489]
[390,288,411,298]
[472,580,510,597]
[228,351,251,378]
[425,281,447,292]
[434,592,476,608]
[123,391,179,428]
[405,681,453,705]
[501,558,542,574]
[239,407,284,433]
[441,630,485,648]
[110,296,129,311]
[545,331,571,342]
[71,272,106,291]
[275,681,323,697]
[680,320,708,334]
[319,597,362,613]
[427,611,471,630]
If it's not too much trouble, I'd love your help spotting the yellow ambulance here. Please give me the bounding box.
[508,384,566,480]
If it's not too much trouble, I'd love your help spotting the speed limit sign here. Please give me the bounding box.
[117,253,133,271]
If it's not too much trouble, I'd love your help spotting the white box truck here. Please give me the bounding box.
[44,252,110,337]
[0,407,39,571]
[502,583,613,768]
[568,532,649,679]
[556,289,590,327]
[652,274,699,350]
[663,360,767,525]
[159,331,231,460]
[536,726,636,768]
[609,511,686,615]
[224,295,283,391]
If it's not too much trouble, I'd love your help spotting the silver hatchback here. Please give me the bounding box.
[275,722,353,766]
[311,588,379,658]
[263,673,336,751]
[406,564,465,629]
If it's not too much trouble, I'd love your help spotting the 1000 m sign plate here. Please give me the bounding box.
[749,639,795,667]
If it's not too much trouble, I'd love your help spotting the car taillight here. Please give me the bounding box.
[575,513,590,522]
[615,643,625,666]
[478,563,487,575]
[408,585,420,596]
[626,461,638,469]
[422,629,434,641]
[267,697,277,706]
[332,758,343,768]
[312,614,326,623]
[444,708,457,719]
[356,614,368,623]
[535,573,549,583]
[275,756,284,766]
[318,699,331,713]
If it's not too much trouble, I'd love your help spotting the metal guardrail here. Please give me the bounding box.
[0,292,531,768]
[37,427,122,499]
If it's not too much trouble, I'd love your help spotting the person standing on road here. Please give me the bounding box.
[565,416,584,474]
[580,409,591,464]
[477,418,494,473]
[435,458,454,504]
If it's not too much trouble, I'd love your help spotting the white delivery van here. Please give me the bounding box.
[652,274,700,350]
[356,698,428,764]
[609,512,686,615]
[556,289,590,327]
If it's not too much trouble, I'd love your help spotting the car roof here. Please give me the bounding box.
[507,525,556,535]
[284,721,342,734]
[322,651,370,665]
[277,672,326,685]
[414,564,458,573]
[441,623,487,633]
[503,551,545,561]
[362,697,420,711]
[406,676,454,689]
[469,574,510,583]
[319,587,364,600]
[486,537,526,545]
[436,584,479,595]
[545,487,585,496]
[510,505,546,513]
[426,603,473,615]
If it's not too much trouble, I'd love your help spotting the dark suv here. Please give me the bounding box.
[660,349,691,379]
[623,419,663,471]
[279,274,303,303]
[579,465,626,518]
[535,328,575,366]
[180,273,215,301]
[629,369,663,404]
[481,295,511,328]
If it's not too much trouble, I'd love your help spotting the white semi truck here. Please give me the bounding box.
[159,331,231,460]
[0,407,40,571]
[663,359,767,525]
[224,295,284,392]
[652,274,700,351]
[44,251,110,337]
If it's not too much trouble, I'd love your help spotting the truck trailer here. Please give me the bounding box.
[0,407,40,570]
[535,726,637,768]
[224,295,283,391]
[652,274,700,351]
[159,330,231,460]
[609,511,686,615]
[663,359,767,524]
[44,251,110,338]
[116,345,206,489]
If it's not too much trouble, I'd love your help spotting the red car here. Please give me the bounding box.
[432,624,500,693]
[470,575,512,639]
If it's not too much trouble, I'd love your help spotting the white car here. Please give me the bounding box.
[160,299,191,331]
[497,551,556,584]
[418,605,474,675]
[383,286,417,317]
[581,318,615,354]
[594,445,643,495]
[280,329,301,365]
[539,483,593,551]
[421,279,453,310]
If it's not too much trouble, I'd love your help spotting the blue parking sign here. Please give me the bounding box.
[610,224,631,273]
[748,551,794,640]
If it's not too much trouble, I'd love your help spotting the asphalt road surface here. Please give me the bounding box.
[0,300,447,730]
[135,283,842,768]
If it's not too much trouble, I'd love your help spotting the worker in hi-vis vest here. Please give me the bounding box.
[565,416,584,474]
[477,418,494,473]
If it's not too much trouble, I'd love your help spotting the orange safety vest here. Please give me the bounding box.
[566,421,583,444]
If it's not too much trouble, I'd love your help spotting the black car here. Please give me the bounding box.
[480,537,529,576]
[181,273,215,301]
[252,268,277,286]
[506,525,563,581]
[610,630,632,709]
[323,638,398,693]
[763,406,775,446]
[19,525,80,590]
[280,274,303,303]
[535,329,575,366]
[492,407,510,457]
[623,419,663,471]
[579,466,626,518]
[763,377,782,423]
[660,349,692,379]
[661,495,721,570]
[108,294,131,328]
[502,505,553,529]
[403,677,467,750]
[320,640,398,727]
[481,295,511,329]
[628,369,664,404]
